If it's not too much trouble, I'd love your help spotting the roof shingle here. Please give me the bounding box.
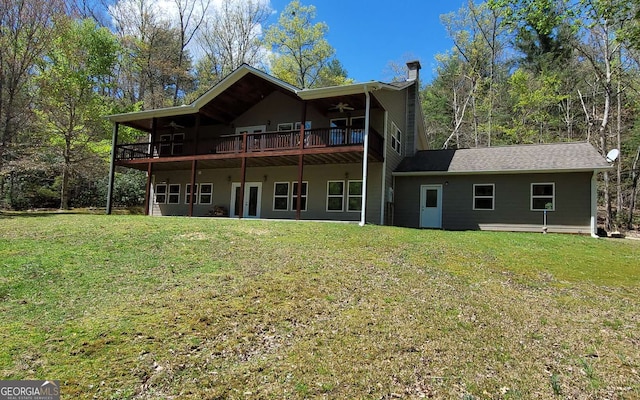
[395,142,610,174]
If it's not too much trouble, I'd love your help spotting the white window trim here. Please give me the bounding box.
[154,183,167,204]
[326,180,345,212]
[531,182,555,211]
[199,183,213,204]
[291,181,308,212]
[347,180,363,212]
[159,134,172,155]
[185,183,198,204]
[172,132,184,154]
[277,123,293,131]
[273,181,290,211]
[391,122,402,155]
[473,184,495,211]
[295,121,312,130]
[167,184,181,204]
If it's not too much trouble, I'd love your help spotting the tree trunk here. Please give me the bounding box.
[60,137,71,210]
[600,45,613,231]
[60,164,69,210]
[616,63,622,223]
[628,145,640,229]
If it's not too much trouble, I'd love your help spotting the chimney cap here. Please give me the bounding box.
[406,60,422,70]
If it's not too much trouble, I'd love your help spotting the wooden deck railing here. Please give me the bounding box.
[115,127,382,161]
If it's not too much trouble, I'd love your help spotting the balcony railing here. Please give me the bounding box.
[115,127,382,161]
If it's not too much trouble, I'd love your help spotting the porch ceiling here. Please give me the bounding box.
[115,80,383,134]
[118,74,301,133]
[310,93,382,115]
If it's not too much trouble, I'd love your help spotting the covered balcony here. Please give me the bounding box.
[114,125,384,169]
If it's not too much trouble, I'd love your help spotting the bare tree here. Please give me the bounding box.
[196,0,270,89]
[572,0,631,230]
[172,0,210,104]
[109,0,189,108]
[440,1,504,148]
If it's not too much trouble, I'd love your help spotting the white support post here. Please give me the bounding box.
[360,86,371,226]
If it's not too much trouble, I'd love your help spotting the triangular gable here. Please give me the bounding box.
[191,64,301,110]
[106,64,301,127]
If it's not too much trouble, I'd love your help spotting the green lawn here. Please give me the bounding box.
[0,213,639,399]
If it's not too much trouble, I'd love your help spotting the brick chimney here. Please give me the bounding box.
[406,60,421,82]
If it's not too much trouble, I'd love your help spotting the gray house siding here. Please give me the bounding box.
[150,163,382,223]
[373,88,413,225]
[394,172,594,233]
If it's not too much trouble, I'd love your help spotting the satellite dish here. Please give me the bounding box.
[606,149,619,163]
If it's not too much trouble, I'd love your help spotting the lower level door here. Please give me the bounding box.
[231,182,262,218]
[420,184,443,228]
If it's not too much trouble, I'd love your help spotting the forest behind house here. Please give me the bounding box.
[1,0,640,231]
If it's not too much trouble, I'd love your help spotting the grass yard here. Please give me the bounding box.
[0,213,639,399]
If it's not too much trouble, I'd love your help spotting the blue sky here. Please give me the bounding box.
[267,0,468,83]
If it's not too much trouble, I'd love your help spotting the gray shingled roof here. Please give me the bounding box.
[395,142,610,174]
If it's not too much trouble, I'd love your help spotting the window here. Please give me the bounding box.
[159,133,184,156]
[168,184,181,204]
[473,184,495,210]
[172,133,184,154]
[391,123,402,154]
[350,117,365,144]
[199,183,213,204]
[295,121,312,130]
[329,117,365,145]
[273,182,289,211]
[292,182,308,211]
[347,180,363,212]
[531,183,555,211]
[185,183,198,204]
[329,118,347,145]
[159,134,172,156]
[155,184,167,204]
[277,123,293,131]
[327,181,345,211]
[425,189,438,207]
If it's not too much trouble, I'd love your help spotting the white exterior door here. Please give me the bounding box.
[230,182,262,218]
[420,185,443,228]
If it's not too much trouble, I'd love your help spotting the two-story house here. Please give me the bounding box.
[106,62,610,235]
[106,62,426,226]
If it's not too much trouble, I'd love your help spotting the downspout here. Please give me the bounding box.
[106,122,119,215]
[591,171,599,238]
[379,111,388,225]
[360,86,371,226]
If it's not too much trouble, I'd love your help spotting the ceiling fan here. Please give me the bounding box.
[164,121,185,129]
[330,102,354,112]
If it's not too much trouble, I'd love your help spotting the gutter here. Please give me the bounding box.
[360,85,371,226]
[392,167,612,177]
[297,81,394,100]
